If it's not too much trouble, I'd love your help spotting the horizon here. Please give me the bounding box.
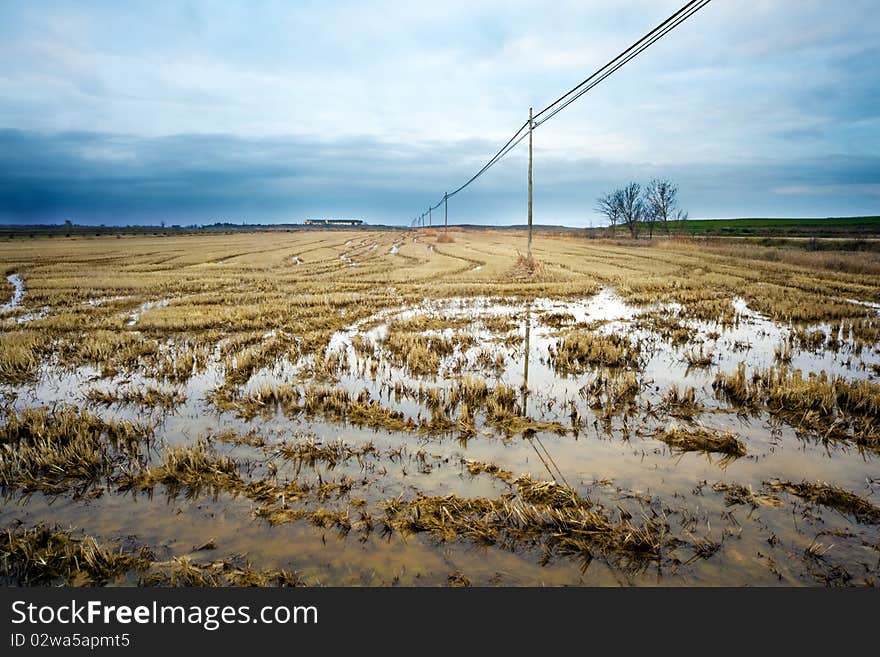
[5,214,880,230]
[1,1,878,226]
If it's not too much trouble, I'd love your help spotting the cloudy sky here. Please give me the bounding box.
[0,0,877,226]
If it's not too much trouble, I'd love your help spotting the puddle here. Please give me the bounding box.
[127,298,171,326]
[85,295,131,307]
[319,289,880,426]
[842,297,880,313]
[13,307,51,323]
[3,287,879,585]
[1,274,50,322]
[1,274,25,313]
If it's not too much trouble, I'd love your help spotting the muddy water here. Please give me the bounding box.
[2,288,879,585]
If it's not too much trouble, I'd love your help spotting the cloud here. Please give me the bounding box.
[1,129,877,226]
[773,184,880,197]
[0,1,878,224]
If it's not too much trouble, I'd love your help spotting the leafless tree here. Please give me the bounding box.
[644,178,680,237]
[619,182,643,239]
[595,191,622,238]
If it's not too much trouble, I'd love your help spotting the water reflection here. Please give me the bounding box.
[520,301,531,413]
[520,301,570,486]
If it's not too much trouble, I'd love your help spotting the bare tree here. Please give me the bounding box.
[595,191,622,238]
[619,182,643,239]
[644,178,680,237]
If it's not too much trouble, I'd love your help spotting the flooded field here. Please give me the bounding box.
[1,229,879,586]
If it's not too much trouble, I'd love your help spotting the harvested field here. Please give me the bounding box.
[2,229,880,586]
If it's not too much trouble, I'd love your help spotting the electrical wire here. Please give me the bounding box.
[533,0,706,122]
[534,0,711,127]
[417,0,712,219]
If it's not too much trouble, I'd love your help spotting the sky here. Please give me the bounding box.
[0,0,878,227]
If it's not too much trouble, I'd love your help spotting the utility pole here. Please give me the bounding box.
[444,192,448,232]
[428,206,432,227]
[527,106,533,259]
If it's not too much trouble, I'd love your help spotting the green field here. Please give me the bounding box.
[665,215,880,236]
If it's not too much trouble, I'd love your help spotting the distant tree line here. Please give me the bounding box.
[596,179,687,239]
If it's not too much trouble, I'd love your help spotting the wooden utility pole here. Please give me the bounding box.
[444,192,448,232]
[527,107,533,259]
[428,206,432,227]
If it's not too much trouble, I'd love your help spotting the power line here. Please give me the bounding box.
[417,0,712,217]
[533,0,707,123]
[534,0,711,127]
[446,119,530,201]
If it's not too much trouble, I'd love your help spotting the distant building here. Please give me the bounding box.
[303,218,364,226]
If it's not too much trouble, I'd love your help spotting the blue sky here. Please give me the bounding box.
[0,0,878,226]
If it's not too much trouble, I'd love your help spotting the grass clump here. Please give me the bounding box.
[1,525,149,586]
[633,311,693,345]
[302,385,416,432]
[541,311,576,328]
[141,557,305,587]
[382,331,472,377]
[509,253,545,280]
[382,475,668,567]
[85,384,186,409]
[119,441,241,496]
[65,330,160,373]
[279,437,378,468]
[0,524,305,587]
[711,482,782,509]
[464,459,513,481]
[660,385,702,419]
[581,369,640,419]
[154,341,211,383]
[765,480,880,524]
[713,365,880,448]
[655,424,746,459]
[552,331,639,373]
[0,330,47,383]
[683,345,714,368]
[0,405,151,494]
[223,333,299,387]
[211,430,266,448]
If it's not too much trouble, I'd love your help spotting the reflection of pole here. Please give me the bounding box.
[527,106,533,259]
[521,302,531,414]
[531,432,570,487]
[520,300,570,487]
